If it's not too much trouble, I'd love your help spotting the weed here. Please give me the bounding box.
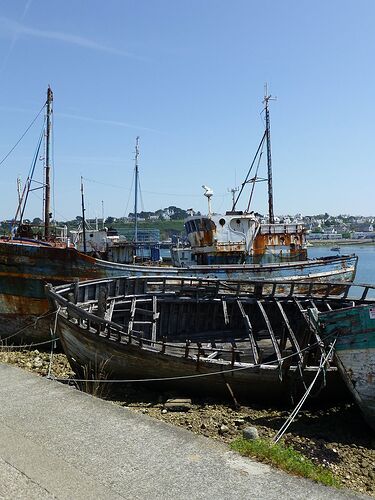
[230,438,341,488]
[80,356,112,399]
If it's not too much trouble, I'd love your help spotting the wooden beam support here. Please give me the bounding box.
[237,299,259,364]
[274,300,303,363]
[256,300,282,363]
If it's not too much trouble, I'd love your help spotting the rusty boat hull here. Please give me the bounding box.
[45,276,375,403]
[0,239,357,344]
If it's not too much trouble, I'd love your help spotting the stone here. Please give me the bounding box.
[243,427,259,441]
[219,425,229,435]
[161,409,168,414]
[164,398,192,412]
[234,419,245,427]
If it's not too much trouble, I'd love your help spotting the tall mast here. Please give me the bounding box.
[263,86,275,224]
[80,176,87,253]
[44,86,53,238]
[134,136,140,244]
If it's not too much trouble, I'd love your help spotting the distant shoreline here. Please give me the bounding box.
[309,239,375,246]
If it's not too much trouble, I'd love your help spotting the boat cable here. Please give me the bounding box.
[47,332,336,385]
[0,102,46,168]
[273,339,337,444]
[0,337,59,350]
[232,130,266,211]
[0,309,59,343]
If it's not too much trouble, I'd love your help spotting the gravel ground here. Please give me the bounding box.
[0,348,374,497]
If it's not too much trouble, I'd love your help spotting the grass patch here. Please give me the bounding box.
[230,438,341,488]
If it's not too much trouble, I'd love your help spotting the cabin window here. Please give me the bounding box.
[219,218,226,226]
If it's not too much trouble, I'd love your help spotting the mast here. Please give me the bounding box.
[263,87,276,224]
[44,86,53,239]
[80,176,87,253]
[134,136,140,244]
[17,176,22,209]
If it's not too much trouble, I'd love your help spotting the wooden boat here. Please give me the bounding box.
[317,304,375,431]
[46,276,375,403]
[0,88,357,344]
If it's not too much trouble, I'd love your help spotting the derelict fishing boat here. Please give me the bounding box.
[46,276,375,403]
[170,91,357,282]
[317,304,375,431]
[0,88,357,344]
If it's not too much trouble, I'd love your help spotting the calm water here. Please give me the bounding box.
[309,244,375,284]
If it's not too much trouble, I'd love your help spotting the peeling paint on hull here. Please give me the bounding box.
[319,305,375,431]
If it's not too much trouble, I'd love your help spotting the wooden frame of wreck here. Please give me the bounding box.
[46,276,375,402]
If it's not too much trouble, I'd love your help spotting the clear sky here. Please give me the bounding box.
[0,0,374,221]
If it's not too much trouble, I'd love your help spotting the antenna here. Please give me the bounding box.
[263,84,276,224]
[80,176,87,253]
[202,185,213,216]
[17,176,22,207]
[228,186,239,208]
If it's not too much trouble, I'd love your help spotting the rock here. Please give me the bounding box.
[164,398,192,412]
[161,409,168,414]
[234,418,245,427]
[243,427,259,440]
[33,358,43,368]
[219,425,229,435]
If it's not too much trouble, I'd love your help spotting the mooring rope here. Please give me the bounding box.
[47,307,60,379]
[0,309,58,342]
[0,338,60,350]
[273,339,337,444]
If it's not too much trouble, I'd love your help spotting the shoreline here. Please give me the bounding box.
[309,239,375,247]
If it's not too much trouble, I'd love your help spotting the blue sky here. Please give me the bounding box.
[0,0,374,221]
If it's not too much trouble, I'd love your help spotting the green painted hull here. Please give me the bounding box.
[319,304,375,432]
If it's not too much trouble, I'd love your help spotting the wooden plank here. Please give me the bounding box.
[127,297,137,336]
[104,299,116,322]
[236,300,259,364]
[274,301,303,362]
[256,300,282,363]
[151,295,158,345]
[293,297,325,356]
[222,300,229,326]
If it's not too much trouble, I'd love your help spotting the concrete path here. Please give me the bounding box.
[0,364,369,500]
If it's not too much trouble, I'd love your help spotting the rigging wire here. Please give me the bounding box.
[246,144,265,213]
[84,176,225,198]
[232,130,266,211]
[13,120,45,226]
[138,175,145,213]
[0,103,46,168]
[122,170,134,218]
